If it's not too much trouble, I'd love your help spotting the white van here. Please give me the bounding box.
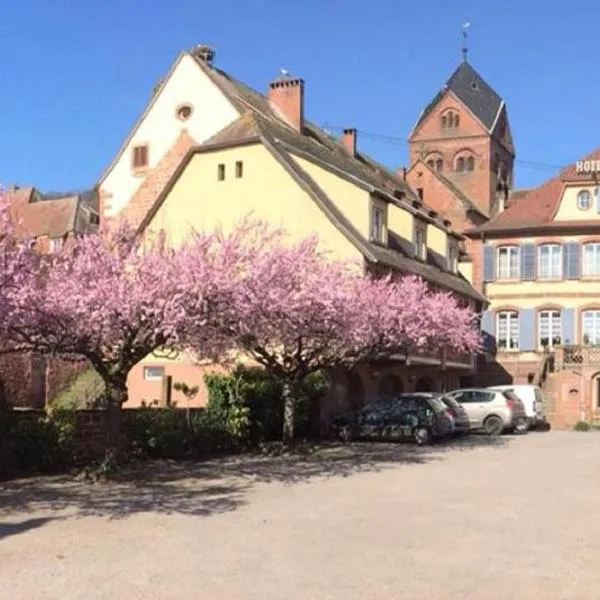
[487,385,548,430]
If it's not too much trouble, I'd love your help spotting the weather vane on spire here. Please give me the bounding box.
[462,22,471,62]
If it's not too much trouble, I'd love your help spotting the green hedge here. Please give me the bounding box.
[0,409,75,479]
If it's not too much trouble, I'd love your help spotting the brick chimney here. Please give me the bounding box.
[342,128,357,156]
[268,75,304,132]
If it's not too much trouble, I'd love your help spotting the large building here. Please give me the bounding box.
[99,44,485,419]
[406,58,515,239]
[464,150,600,427]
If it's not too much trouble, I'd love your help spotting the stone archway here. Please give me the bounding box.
[414,376,434,393]
[378,374,404,396]
[346,370,365,411]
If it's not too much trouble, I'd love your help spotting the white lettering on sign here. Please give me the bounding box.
[576,160,600,174]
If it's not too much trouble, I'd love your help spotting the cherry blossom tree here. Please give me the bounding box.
[181,226,480,440]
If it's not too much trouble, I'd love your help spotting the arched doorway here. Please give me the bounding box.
[346,370,365,411]
[415,376,434,393]
[378,374,404,396]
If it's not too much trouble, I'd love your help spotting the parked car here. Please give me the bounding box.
[487,385,550,430]
[444,388,528,435]
[330,393,455,445]
[439,395,471,435]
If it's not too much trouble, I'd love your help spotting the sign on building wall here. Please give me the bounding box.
[576,160,600,174]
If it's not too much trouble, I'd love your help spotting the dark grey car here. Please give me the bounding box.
[331,394,455,445]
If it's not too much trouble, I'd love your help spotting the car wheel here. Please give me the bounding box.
[414,427,431,445]
[338,425,354,443]
[483,415,504,436]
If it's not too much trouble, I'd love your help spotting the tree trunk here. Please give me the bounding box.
[282,381,296,442]
[104,381,127,466]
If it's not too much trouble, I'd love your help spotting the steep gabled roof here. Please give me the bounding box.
[467,147,600,235]
[6,188,97,238]
[412,61,504,136]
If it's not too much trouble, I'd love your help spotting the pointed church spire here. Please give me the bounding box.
[462,22,470,63]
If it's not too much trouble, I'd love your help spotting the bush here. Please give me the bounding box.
[125,404,243,459]
[0,409,75,479]
[204,366,329,443]
[574,421,592,432]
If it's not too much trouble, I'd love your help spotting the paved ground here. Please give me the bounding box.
[1,431,600,599]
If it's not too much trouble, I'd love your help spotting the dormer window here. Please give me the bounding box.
[370,203,386,244]
[447,241,459,272]
[578,189,591,211]
[413,222,427,260]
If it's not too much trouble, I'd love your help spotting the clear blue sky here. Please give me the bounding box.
[0,0,596,192]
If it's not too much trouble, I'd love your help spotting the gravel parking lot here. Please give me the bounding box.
[2,431,600,600]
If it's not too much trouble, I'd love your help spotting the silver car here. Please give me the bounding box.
[444,388,528,435]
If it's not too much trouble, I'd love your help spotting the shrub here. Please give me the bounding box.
[204,365,329,442]
[0,409,75,479]
[574,421,592,432]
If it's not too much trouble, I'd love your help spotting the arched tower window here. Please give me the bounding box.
[456,157,465,172]
[466,156,475,171]
[436,158,444,173]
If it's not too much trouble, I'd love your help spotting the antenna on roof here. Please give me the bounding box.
[462,22,471,63]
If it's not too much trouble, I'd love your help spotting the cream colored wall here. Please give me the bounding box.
[101,53,240,218]
[459,262,473,283]
[289,155,372,240]
[148,143,362,261]
[427,222,447,256]
[388,203,414,242]
[554,183,597,221]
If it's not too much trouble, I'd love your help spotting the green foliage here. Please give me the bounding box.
[0,409,75,479]
[574,421,592,432]
[51,368,105,410]
[204,365,329,442]
[125,405,241,459]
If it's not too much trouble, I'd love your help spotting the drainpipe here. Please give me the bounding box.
[573,369,586,423]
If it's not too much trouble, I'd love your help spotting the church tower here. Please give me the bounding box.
[408,59,514,220]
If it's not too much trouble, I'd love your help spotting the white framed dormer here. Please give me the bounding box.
[98,51,240,218]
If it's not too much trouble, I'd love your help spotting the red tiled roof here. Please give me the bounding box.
[6,187,81,239]
[468,147,600,234]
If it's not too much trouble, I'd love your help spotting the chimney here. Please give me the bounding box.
[342,128,357,156]
[268,75,304,132]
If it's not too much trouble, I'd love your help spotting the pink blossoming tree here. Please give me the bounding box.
[181,227,480,440]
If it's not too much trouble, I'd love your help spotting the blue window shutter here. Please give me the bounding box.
[483,244,495,281]
[521,243,535,281]
[480,310,495,352]
[562,308,575,346]
[563,241,580,280]
[596,187,600,214]
[519,309,535,351]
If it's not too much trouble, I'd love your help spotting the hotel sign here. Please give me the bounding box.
[576,160,600,174]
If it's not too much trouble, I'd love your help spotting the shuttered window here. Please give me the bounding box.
[538,244,562,279]
[497,246,520,279]
[538,310,561,349]
[497,311,519,350]
[583,243,600,276]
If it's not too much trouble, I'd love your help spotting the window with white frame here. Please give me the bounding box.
[577,189,591,211]
[538,310,561,349]
[497,311,519,350]
[48,237,62,253]
[414,225,426,260]
[583,243,600,276]
[497,245,520,279]
[370,205,385,243]
[538,244,562,279]
[143,366,165,380]
[582,310,600,345]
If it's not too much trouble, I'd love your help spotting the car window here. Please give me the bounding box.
[453,391,474,403]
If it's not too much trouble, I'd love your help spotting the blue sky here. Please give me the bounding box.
[0,0,596,192]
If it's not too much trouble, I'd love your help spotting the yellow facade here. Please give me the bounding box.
[148,143,361,261]
[147,141,460,269]
[553,183,598,221]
